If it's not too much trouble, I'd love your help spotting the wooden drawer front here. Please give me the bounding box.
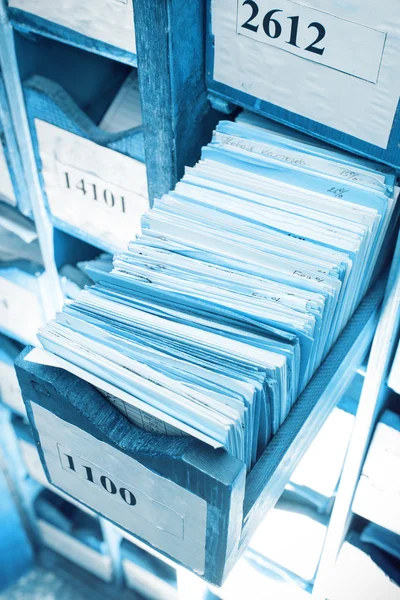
[15,353,246,585]
[37,519,113,582]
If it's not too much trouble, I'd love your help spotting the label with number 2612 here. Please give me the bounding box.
[236,0,386,83]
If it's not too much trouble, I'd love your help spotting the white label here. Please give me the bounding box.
[35,120,149,252]
[236,0,386,83]
[0,143,16,207]
[9,0,136,54]
[31,404,207,573]
[37,520,113,582]
[212,0,400,148]
[0,273,43,344]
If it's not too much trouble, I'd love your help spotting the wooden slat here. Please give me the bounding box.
[239,279,385,552]
[312,233,400,599]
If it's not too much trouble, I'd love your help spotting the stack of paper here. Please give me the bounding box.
[37,114,399,468]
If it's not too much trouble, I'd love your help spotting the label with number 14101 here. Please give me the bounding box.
[35,119,149,251]
[236,0,386,83]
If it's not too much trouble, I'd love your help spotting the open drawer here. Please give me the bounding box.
[15,280,384,585]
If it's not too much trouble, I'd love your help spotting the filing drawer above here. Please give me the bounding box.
[207,0,400,168]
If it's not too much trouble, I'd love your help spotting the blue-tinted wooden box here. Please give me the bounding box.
[206,0,400,168]
[8,0,137,66]
[15,281,384,585]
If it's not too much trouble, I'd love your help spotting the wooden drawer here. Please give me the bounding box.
[16,281,383,585]
[206,0,400,168]
[34,489,113,581]
[8,0,136,66]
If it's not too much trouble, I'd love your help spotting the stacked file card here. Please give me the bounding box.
[328,533,400,600]
[0,119,17,208]
[37,115,399,469]
[353,410,400,535]
[34,489,113,582]
[0,334,25,416]
[0,204,45,344]
[59,254,113,300]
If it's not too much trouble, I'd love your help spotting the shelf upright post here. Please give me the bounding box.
[133,0,219,203]
[0,0,64,320]
[312,230,400,600]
